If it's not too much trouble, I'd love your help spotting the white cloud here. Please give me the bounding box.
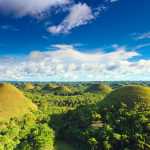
[0,44,150,81]
[0,0,70,17]
[134,43,150,50]
[1,25,19,31]
[0,1,119,33]
[48,3,95,34]
[110,0,119,3]
[105,0,119,3]
[133,32,150,40]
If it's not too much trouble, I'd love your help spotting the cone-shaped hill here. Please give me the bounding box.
[54,86,72,95]
[102,85,150,108]
[0,83,37,121]
[42,83,58,92]
[42,84,74,95]
[24,82,35,90]
[86,84,112,94]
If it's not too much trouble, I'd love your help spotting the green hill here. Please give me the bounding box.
[0,83,37,121]
[42,83,58,92]
[54,86,73,95]
[42,84,76,95]
[86,84,112,94]
[102,85,150,108]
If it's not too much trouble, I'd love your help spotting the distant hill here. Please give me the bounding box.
[0,83,37,121]
[86,84,112,94]
[54,86,73,95]
[42,84,79,95]
[102,85,150,108]
[24,83,35,90]
[42,83,58,92]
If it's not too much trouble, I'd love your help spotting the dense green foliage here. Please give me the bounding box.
[53,102,150,150]
[0,113,36,150]
[16,124,54,150]
[54,141,75,150]
[0,82,150,150]
[25,92,104,107]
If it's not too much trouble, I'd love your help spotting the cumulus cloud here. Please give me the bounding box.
[0,1,119,33]
[48,3,95,34]
[0,0,70,17]
[0,44,150,81]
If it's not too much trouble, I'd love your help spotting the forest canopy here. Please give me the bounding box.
[0,82,150,150]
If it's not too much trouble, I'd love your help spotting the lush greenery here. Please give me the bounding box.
[0,82,150,150]
[53,102,150,150]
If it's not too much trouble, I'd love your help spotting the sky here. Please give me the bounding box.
[0,0,150,81]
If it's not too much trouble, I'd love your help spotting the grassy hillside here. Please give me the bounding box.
[54,86,73,95]
[24,82,35,90]
[0,83,37,121]
[43,85,74,95]
[42,83,58,91]
[103,85,150,108]
[86,84,112,94]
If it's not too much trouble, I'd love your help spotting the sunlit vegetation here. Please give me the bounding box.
[86,83,112,94]
[24,83,35,90]
[102,85,150,108]
[0,82,150,149]
[52,85,150,150]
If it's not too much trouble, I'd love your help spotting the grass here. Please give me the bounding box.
[0,83,37,121]
[24,82,34,90]
[103,85,150,108]
[86,84,112,94]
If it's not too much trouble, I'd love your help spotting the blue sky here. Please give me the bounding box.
[0,0,150,81]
